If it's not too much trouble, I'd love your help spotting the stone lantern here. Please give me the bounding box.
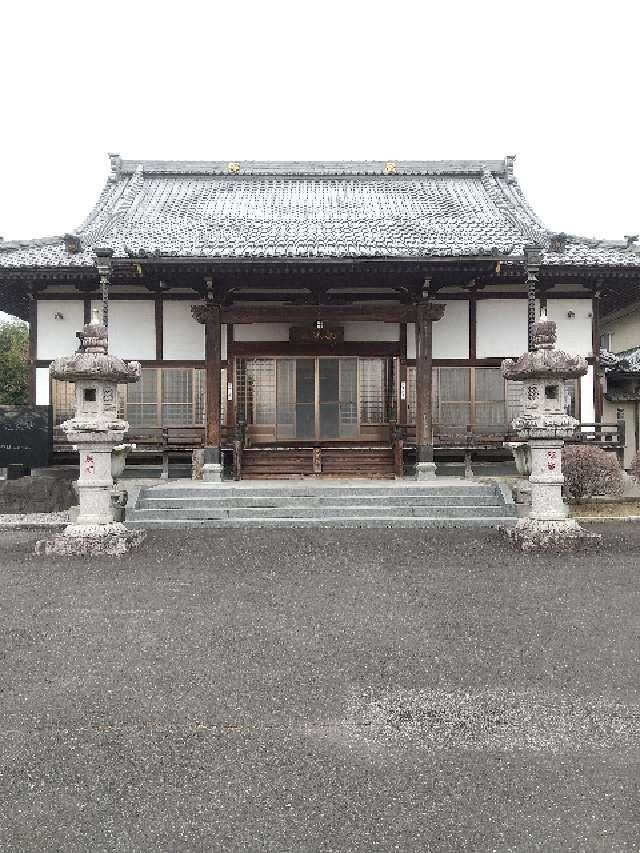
[36,309,145,556]
[502,312,600,551]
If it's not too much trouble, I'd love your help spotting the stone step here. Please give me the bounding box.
[126,516,516,530]
[137,494,505,510]
[129,504,514,521]
[126,516,517,530]
[140,484,500,500]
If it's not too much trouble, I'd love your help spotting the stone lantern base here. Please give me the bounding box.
[35,522,145,557]
[507,518,601,553]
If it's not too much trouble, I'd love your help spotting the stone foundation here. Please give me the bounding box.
[35,523,146,557]
[0,474,76,514]
[415,462,437,481]
[192,450,204,481]
[507,518,601,552]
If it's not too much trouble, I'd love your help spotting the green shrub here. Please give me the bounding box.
[0,319,29,405]
[562,445,624,501]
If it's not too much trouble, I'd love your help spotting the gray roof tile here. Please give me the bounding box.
[1,158,638,270]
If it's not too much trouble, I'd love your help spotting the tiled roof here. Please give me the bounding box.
[602,347,640,374]
[1,157,639,270]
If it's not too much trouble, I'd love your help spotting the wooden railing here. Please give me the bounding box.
[51,418,626,478]
[390,419,627,473]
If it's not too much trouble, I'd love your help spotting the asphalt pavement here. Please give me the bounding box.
[1,526,639,852]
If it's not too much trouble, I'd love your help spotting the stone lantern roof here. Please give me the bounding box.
[49,309,140,385]
[502,313,588,382]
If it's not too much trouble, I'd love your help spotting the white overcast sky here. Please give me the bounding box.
[1,0,638,243]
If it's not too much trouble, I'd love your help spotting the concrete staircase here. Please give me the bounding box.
[125,480,517,529]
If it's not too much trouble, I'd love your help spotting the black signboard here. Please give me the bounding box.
[0,405,52,469]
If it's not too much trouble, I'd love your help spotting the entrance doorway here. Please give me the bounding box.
[275,357,357,440]
[235,356,395,443]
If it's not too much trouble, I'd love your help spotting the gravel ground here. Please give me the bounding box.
[0,511,69,529]
[1,526,639,852]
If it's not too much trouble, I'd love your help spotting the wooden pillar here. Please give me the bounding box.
[192,301,222,461]
[226,324,235,428]
[155,295,164,361]
[468,295,477,360]
[414,299,445,477]
[591,287,603,424]
[27,292,37,406]
[399,323,408,426]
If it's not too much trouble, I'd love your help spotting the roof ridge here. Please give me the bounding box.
[0,235,64,251]
[112,157,511,177]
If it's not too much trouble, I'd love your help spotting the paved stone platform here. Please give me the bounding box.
[1,525,639,851]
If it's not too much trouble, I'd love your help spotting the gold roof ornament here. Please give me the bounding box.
[228,162,241,174]
[384,162,397,175]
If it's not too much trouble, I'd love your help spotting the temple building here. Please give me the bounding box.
[1,156,639,478]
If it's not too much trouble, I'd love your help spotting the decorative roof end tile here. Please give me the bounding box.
[108,153,122,181]
[504,154,516,181]
[548,232,569,253]
[63,233,82,255]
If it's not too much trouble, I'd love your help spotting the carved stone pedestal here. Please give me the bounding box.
[415,462,437,480]
[202,446,223,482]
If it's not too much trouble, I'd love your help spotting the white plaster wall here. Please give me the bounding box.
[601,312,640,353]
[163,301,205,359]
[234,323,291,342]
[92,300,155,359]
[435,300,468,359]
[343,322,399,342]
[545,299,592,356]
[580,366,595,424]
[35,368,50,405]
[37,300,84,359]
[406,301,470,360]
[476,299,528,358]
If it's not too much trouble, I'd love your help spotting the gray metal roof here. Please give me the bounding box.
[1,156,639,270]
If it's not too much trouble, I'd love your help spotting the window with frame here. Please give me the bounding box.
[600,333,613,352]
[359,357,395,425]
[51,367,224,430]
[406,366,507,431]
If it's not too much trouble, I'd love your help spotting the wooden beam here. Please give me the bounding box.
[229,341,400,357]
[221,304,442,324]
[83,297,92,324]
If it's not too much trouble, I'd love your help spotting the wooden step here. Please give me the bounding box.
[240,446,395,479]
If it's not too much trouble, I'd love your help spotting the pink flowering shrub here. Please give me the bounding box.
[562,445,624,501]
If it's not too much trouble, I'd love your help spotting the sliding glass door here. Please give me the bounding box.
[237,356,389,442]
